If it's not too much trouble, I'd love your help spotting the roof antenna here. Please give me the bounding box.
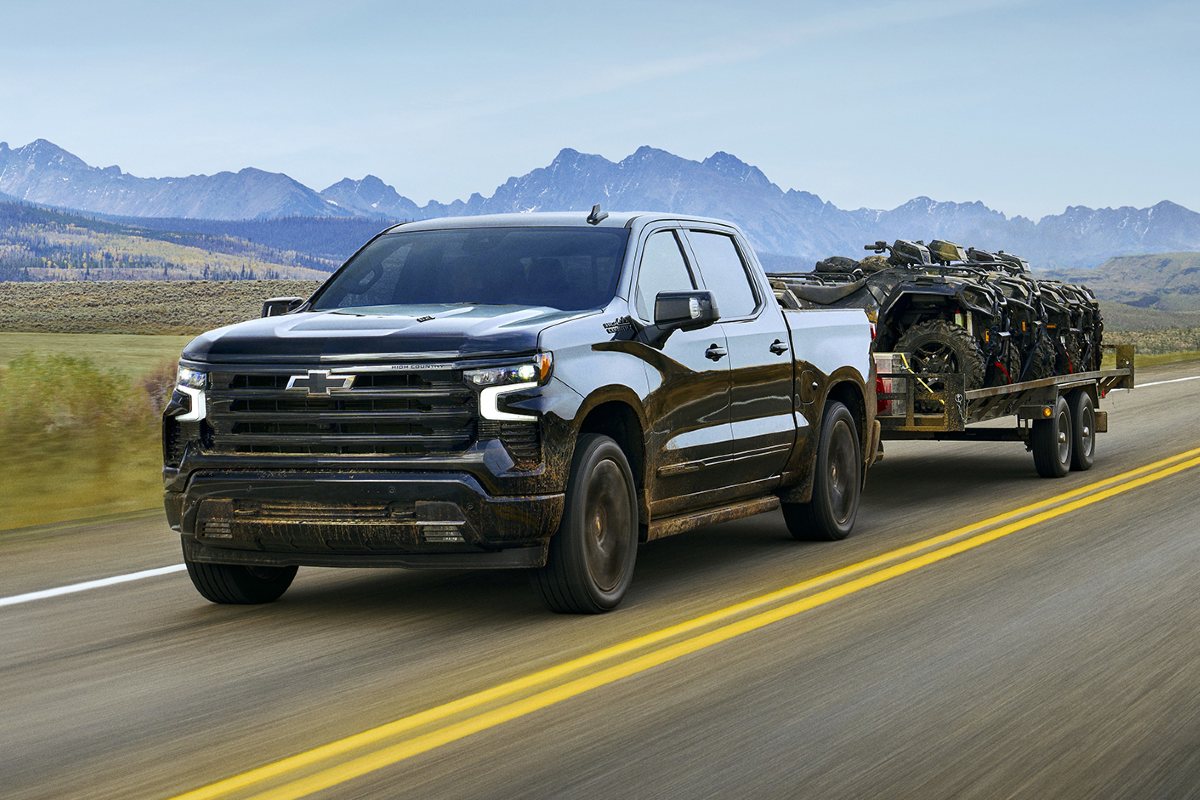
[586,203,609,225]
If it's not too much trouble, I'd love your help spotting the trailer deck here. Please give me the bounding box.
[874,345,1135,475]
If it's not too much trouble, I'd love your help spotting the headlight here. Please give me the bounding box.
[175,365,208,422]
[177,366,207,390]
[464,353,552,387]
[465,353,552,423]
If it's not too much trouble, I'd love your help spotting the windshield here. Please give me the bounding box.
[310,227,629,312]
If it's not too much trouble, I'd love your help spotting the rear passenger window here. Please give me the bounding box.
[688,231,758,318]
[635,231,695,319]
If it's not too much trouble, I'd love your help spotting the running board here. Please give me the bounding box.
[646,496,781,542]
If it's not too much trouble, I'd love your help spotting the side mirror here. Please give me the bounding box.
[261,297,304,318]
[642,290,719,347]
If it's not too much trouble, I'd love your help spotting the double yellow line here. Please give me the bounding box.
[174,446,1200,800]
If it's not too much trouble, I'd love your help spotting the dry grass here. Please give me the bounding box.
[0,350,174,530]
[0,332,193,376]
[0,279,323,334]
[1103,328,1200,356]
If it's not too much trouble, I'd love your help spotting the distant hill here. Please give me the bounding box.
[3,138,1200,267]
[110,214,391,267]
[0,199,332,281]
[1046,252,1200,311]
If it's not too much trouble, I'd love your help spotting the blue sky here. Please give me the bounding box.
[1,0,1195,217]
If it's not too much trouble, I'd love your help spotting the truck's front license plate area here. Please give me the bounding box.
[195,498,474,551]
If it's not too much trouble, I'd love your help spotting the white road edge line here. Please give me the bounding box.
[0,564,186,608]
[1109,374,1200,392]
[1137,375,1200,388]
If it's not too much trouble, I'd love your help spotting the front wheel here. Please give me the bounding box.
[533,433,638,613]
[184,555,297,604]
[782,401,862,541]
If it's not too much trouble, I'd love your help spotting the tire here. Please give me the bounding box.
[991,345,1021,387]
[895,319,986,412]
[184,556,297,604]
[1024,329,1057,380]
[782,401,862,541]
[1069,390,1096,471]
[533,433,638,613]
[1031,394,1073,478]
[1065,334,1086,374]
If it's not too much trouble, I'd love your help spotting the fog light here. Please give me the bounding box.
[420,523,466,544]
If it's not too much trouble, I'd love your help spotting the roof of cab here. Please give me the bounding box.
[383,211,738,233]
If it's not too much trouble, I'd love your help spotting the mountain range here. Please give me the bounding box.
[2,138,1199,267]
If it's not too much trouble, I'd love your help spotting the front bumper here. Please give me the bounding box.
[167,470,564,569]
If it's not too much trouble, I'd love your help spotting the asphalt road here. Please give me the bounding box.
[2,361,1199,800]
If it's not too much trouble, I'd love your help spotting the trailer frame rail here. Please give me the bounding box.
[876,344,1134,444]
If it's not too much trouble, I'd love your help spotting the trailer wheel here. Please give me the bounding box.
[184,557,297,604]
[1069,390,1096,471]
[782,401,861,541]
[1031,394,1073,478]
[533,433,638,614]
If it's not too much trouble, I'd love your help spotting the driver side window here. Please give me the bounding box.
[634,231,696,320]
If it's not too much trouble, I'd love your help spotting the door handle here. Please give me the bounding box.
[769,339,789,355]
[705,344,727,361]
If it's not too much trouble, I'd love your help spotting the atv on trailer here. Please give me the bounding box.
[769,239,1103,403]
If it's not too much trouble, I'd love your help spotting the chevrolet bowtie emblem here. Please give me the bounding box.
[286,370,356,395]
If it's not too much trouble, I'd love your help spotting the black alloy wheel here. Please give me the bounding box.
[533,433,638,613]
[782,401,862,541]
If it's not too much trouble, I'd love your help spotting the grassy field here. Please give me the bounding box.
[0,332,192,377]
[0,337,177,530]
[1101,348,1200,369]
[0,279,323,334]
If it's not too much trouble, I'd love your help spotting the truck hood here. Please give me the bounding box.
[182,304,590,363]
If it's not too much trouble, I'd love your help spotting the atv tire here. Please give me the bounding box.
[895,320,986,412]
[1024,330,1058,380]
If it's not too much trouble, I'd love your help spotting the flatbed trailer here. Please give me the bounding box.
[875,344,1135,477]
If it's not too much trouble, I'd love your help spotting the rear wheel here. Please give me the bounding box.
[184,556,297,604]
[533,433,638,613]
[1031,394,1073,478]
[782,401,862,541]
[1069,390,1096,471]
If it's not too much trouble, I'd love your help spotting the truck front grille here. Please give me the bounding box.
[205,366,477,456]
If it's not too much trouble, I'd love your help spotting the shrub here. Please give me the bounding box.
[0,354,167,529]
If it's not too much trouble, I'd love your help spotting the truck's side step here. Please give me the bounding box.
[646,496,781,542]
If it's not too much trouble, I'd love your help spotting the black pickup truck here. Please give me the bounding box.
[164,210,878,612]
